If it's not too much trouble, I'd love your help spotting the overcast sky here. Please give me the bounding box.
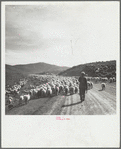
[5,2,119,67]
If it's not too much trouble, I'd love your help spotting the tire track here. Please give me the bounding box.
[70,95,74,115]
[93,89,116,110]
[94,83,116,96]
[93,86,116,109]
[32,97,52,115]
[46,96,66,115]
[89,91,116,114]
[81,91,103,115]
[33,95,66,115]
[60,96,70,115]
[87,91,107,114]
[93,86,116,102]
[70,94,83,115]
[66,95,72,115]
[76,94,85,115]
[7,97,50,115]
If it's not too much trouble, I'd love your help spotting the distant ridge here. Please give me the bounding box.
[6,62,69,86]
[6,60,116,86]
[6,62,69,74]
[59,60,116,78]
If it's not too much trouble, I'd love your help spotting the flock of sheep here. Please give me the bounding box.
[6,79,28,96]
[19,76,80,105]
[5,79,28,105]
[87,76,116,90]
[5,75,116,109]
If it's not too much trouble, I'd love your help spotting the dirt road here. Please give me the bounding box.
[6,83,116,115]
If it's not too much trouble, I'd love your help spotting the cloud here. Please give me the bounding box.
[5,5,70,52]
[5,2,119,66]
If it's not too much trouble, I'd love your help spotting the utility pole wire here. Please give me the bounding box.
[75,38,80,45]
[70,37,80,56]
[70,37,87,64]
[70,40,73,55]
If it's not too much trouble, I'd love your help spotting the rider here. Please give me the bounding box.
[78,71,88,102]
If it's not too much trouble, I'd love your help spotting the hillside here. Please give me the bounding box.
[6,62,69,86]
[6,60,116,86]
[6,65,27,86]
[59,60,116,78]
[13,62,69,75]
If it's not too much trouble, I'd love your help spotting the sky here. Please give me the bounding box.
[5,2,119,67]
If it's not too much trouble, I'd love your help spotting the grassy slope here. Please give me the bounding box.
[6,62,69,86]
[13,62,69,74]
[6,65,26,86]
[6,60,116,86]
[59,60,116,78]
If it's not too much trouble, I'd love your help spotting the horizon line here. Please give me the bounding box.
[5,59,116,67]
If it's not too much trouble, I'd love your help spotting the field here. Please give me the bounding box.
[6,81,116,115]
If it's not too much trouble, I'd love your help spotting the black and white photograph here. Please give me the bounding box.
[2,1,120,147]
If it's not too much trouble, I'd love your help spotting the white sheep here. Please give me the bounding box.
[33,89,38,98]
[109,78,113,83]
[69,86,75,95]
[55,86,59,96]
[87,81,91,90]
[47,88,52,97]
[112,77,116,82]
[59,85,64,94]
[51,86,56,95]
[90,82,93,89]
[41,88,46,97]
[64,85,69,95]
[19,95,24,105]
[24,94,31,104]
[37,88,42,98]
[74,86,79,94]
[101,83,106,90]
[8,96,13,105]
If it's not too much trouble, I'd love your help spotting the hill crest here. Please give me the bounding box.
[6,62,69,86]
[59,60,116,78]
